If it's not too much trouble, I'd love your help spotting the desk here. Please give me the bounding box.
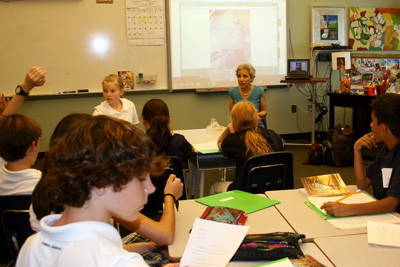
[281,78,328,144]
[169,198,333,266]
[315,234,400,267]
[175,129,236,198]
[328,93,375,140]
[265,187,369,238]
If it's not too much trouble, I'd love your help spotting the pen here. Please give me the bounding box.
[172,176,179,211]
[335,189,361,203]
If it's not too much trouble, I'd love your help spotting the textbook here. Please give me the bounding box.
[200,206,248,225]
[300,173,349,197]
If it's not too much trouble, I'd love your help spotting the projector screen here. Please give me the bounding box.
[167,0,287,90]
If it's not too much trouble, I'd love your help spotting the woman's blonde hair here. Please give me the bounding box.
[230,101,271,156]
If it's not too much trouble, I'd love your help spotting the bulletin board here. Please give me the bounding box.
[350,53,400,86]
[0,0,168,96]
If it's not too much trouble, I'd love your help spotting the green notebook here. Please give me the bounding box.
[196,190,280,214]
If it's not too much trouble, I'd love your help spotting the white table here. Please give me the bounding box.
[315,234,400,267]
[265,187,371,239]
[175,129,236,198]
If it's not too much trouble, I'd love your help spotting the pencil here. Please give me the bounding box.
[335,189,361,203]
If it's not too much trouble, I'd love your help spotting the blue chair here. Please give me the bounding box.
[239,152,294,194]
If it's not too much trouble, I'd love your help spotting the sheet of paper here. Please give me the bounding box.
[308,192,375,215]
[126,0,165,45]
[329,212,400,229]
[193,141,220,153]
[368,221,400,247]
[180,218,249,267]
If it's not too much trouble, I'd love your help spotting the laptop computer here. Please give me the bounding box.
[285,59,310,80]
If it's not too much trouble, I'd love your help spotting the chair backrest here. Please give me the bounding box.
[0,195,32,264]
[239,152,294,194]
[142,156,187,219]
[1,210,34,262]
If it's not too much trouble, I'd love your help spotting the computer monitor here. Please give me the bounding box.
[287,59,310,75]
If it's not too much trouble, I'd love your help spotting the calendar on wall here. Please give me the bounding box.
[126,0,165,46]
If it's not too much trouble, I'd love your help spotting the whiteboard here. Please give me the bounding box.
[0,0,168,95]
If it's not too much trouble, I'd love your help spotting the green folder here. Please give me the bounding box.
[196,190,280,214]
[252,257,290,266]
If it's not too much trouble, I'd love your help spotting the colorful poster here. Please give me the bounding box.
[349,7,400,51]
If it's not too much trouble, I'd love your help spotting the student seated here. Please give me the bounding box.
[321,93,400,217]
[29,114,183,266]
[0,114,42,195]
[93,74,139,125]
[17,115,180,267]
[210,101,283,194]
[141,98,194,164]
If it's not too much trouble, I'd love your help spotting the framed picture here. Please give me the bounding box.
[349,7,400,50]
[311,6,346,45]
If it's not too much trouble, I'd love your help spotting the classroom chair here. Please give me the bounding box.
[1,210,34,266]
[239,152,294,194]
[0,195,32,265]
[141,156,187,220]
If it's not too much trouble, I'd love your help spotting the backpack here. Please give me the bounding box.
[302,143,323,165]
[322,124,354,166]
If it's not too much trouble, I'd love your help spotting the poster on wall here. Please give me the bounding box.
[349,7,400,51]
[311,6,346,45]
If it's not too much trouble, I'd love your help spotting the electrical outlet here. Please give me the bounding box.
[291,104,296,113]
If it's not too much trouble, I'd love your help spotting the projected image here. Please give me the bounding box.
[210,10,251,69]
[319,15,338,40]
[168,0,287,89]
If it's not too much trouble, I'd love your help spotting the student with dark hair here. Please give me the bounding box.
[0,114,42,195]
[17,115,180,267]
[322,93,400,216]
[30,113,183,267]
[30,113,93,230]
[141,98,194,163]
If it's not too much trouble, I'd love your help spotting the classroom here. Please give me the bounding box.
[1,0,400,266]
[0,0,394,152]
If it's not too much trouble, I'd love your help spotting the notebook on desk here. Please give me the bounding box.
[285,59,310,80]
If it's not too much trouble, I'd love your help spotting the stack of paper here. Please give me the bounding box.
[305,191,400,229]
[368,221,400,247]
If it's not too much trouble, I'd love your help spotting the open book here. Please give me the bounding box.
[300,173,349,197]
